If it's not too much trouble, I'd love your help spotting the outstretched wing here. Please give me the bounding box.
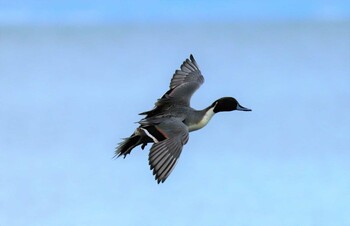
[147,118,189,183]
[165,54,204,106]
[139,55,204,117]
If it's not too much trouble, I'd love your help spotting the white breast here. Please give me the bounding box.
[188,107,216,132]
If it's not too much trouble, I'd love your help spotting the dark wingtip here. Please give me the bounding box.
[156,178,165,184]
[190,54,195,61]
[189,54,199,68]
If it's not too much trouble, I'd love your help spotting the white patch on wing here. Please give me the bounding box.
[188,106,216,132]
[140,128,159,143]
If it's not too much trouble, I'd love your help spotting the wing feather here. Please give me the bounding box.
[169,54,204,90]
[139,55,204,117]
[148,119,189,183]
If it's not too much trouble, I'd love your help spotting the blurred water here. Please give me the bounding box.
[0,21,349,226]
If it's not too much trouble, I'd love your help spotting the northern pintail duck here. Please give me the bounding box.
[115,55,251,183]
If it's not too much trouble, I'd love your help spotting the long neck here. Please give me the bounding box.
[186,105,216,132]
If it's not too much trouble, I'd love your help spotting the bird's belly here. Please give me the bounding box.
[188,120,209,132]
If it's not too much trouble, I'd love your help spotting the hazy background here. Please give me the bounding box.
[1,1,350,226]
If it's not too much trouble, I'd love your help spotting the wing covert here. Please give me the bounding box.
[148,118,189,183]
[165,54,204,106]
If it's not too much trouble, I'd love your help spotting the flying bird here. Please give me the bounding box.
[115,55,251,183]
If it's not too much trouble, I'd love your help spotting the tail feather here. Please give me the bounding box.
[115,135,142,158]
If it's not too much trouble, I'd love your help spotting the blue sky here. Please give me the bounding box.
[0,0,350,24]
[1,1,350,226]
[1,21,350,225]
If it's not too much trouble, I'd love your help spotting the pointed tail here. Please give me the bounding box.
[115,129,153,158]
[115,134,142,158]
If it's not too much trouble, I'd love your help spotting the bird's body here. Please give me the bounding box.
[115,55,251,183]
